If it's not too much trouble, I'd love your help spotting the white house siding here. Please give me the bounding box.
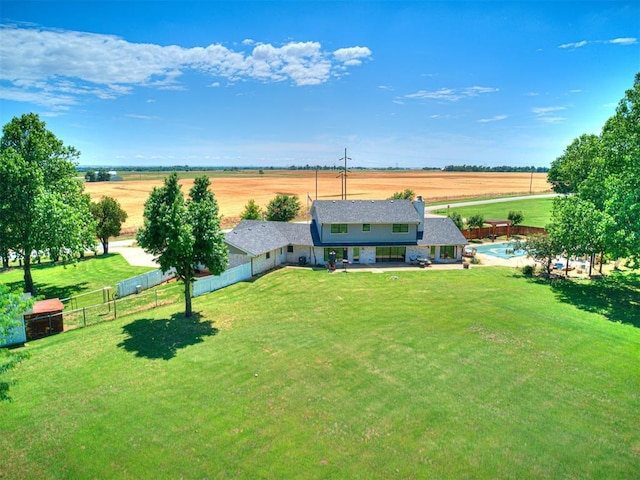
[285,246,315,265]
[359,247,376,264]
[227,253,250,269]
[405,245,431,261]
[251,250,280,275]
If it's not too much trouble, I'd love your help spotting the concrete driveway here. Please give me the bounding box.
[107,240,159,268]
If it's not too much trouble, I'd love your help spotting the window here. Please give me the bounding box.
[266,251,271,259]
[287,245,294,253]
[375,246,406,262]
[440,245,455,259]
[362,223,371,232]
[330,224,348,234]
[392,224,409,233]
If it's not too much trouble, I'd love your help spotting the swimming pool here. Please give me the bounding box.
[472,242,527,259]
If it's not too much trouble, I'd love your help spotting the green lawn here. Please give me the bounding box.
[1,267,639,479]
[0,254,154,305]
[433,197,555,227]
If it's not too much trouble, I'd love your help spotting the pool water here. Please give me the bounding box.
[473,242,527,259]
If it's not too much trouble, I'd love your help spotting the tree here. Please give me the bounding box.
[547,73,640,266]
[137,173,228,318]
[240,199,262,220]
[597,72,640,263]
[547,134,603,194]
[90,196,128,255]
[85,170,96,182]
[547,196,610,275]
[266,194,301,222]
[466,213,485,237]
[1,286,31,401]
[508,210,524,226]
[518,234,562,276]
[448,211,464,232]
[388,188,416,201]
[97,168,111,182]
[0,113,95,294]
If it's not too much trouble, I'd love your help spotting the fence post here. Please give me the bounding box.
[83,307,86,327]
[113,297,117,319]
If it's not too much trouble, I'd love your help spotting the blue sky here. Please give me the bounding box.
[1,1,638,168]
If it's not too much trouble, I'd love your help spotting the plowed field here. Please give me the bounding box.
[83,170,551,232]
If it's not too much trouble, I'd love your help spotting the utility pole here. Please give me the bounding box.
[338,148,351,200]
[529,168,534,194]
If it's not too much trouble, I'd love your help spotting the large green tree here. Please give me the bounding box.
[90,196,128,255]
[547,134,603,194]
[266,194,301,222]
[547,196,610,275]
[137,173,228,317]
[0,113,95,294]
[547,72,640,265]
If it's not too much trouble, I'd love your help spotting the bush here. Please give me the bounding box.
[521,264,535,276]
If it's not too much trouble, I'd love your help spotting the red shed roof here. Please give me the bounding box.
[32,298,64,314]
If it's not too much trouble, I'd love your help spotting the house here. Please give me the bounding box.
[225,197,467,275]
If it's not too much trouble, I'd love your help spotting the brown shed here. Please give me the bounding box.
[24,298,64,340]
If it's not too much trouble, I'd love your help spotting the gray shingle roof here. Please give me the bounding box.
[225,220,313,256]
[419,217,468,245]
[312,200,421,225]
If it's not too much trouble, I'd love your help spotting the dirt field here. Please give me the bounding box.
[83,170,551,232]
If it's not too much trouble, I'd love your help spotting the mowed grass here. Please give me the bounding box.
[0,254,154,305]
[433,197,555,227]
[1,268,639,479]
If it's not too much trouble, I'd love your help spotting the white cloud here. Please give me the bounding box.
[124,113,160,120]
[559,37,638,49]
[559,40,588,49]
[608,37,638,45]
[464,86,499,96]
[404,86,498,102]
[333,46,372,66]
[532,106,565,115]
[0,24,372,108]
[477,115,508,123]
[533,106,566,124]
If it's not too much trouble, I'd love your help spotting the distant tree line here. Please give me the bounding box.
[441,165,549,173]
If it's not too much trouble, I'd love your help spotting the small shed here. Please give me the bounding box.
[24,298,65,340]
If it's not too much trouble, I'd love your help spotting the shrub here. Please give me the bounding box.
[521,264,535,276]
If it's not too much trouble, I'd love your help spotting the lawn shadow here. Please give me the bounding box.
[534,271,640,328]
[117,312,218,360]
[2,278,88,300]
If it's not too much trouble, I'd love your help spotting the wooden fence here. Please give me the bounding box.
[463,225,547,240]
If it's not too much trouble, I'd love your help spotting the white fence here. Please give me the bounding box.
[192,264,252,297]
[116,268,176,298]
